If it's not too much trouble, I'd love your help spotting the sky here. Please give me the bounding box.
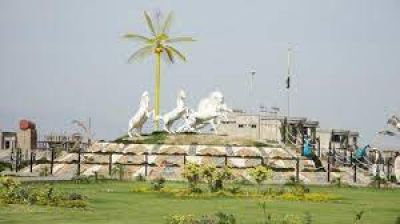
[0,0,399,142]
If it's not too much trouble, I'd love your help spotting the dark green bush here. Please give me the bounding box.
[0,162,11,172]
[0,177,87,208]
[151,177,166,191]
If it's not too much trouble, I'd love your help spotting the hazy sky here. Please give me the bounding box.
[0,0,399,142]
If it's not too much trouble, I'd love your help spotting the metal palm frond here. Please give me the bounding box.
[165,46,186,62]
[123,33,152,43]
[161,12,174,34]
[165,36,195,43]
[161,48,175,64]
[127,45,153,62]
[144,11,157,36]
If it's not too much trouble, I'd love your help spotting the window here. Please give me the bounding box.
[251,124,257,128]
[332,135,340,143]
[238,124,244,128]
[5,141,10,149]
[222,121,236,124]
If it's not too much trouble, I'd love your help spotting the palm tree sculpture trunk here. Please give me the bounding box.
[154,49,162,129]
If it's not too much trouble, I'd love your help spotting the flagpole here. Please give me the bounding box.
[287,46,292,118]
[286,45,292,145]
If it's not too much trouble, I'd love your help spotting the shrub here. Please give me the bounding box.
[201,164,216,191]
[112,164,126,181]
[165,214,194,224]
[214,166,233,191]
[225,186,241,194]
[0,176,20,190]
[354,210,364,224]
[0,162,11,172]
[165,212,236,224]
[136,174,146,182]
[0,178,87,208]
[182,163,201,191]
[200,164,233,192]
[248,165,273,192]
[39,166,50,177]
[66,192,84,200]
[72,175,95,184]
[331,175,342,188]
[369,175,388,189]
[151,176,166,191]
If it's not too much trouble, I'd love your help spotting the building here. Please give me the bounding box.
[0,131,17,150]
[217,110,319,144]
[316,129,359,157]
[41,133,83,151]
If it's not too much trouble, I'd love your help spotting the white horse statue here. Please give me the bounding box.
[128,91,152,137]
[159,90,189,133]
[178,91,232,134]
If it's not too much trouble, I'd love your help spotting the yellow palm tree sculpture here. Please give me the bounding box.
[124,11,195,129]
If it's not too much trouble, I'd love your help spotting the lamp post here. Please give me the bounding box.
[248,70,256,113]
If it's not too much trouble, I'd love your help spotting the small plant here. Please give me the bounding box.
[39,166,50,177]
[151,176,166,191]
[165,212,235,224]
[248,165,273,192]
[353,210,364,224]
[331,175,342,188]
[370,175,388,189]
[112,164,126,181]
[215,212,236,224]
[136,173,146,182]
[72,175,95,184]
[303,212,313,224]
[225,186,241,194]
[67,192,84,200]
[165,214,194,224]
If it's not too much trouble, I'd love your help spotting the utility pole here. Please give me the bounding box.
[249,69,256,112]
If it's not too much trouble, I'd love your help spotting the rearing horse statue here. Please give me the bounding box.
[128,91,152,137]
[177,91,232,134]
[159,90,189,133]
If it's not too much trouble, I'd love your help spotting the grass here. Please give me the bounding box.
[113,132,276,147]
[0,181,399,224]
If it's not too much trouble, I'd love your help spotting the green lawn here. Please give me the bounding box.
[0,181,399,224]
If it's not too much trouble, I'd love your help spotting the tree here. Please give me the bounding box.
[124,11,195,129]
[248,165,273,192]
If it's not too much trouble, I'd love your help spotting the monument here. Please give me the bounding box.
[127,90,232,137]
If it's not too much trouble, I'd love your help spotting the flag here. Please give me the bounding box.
[286,46,292,89]
[286,76,290,89]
